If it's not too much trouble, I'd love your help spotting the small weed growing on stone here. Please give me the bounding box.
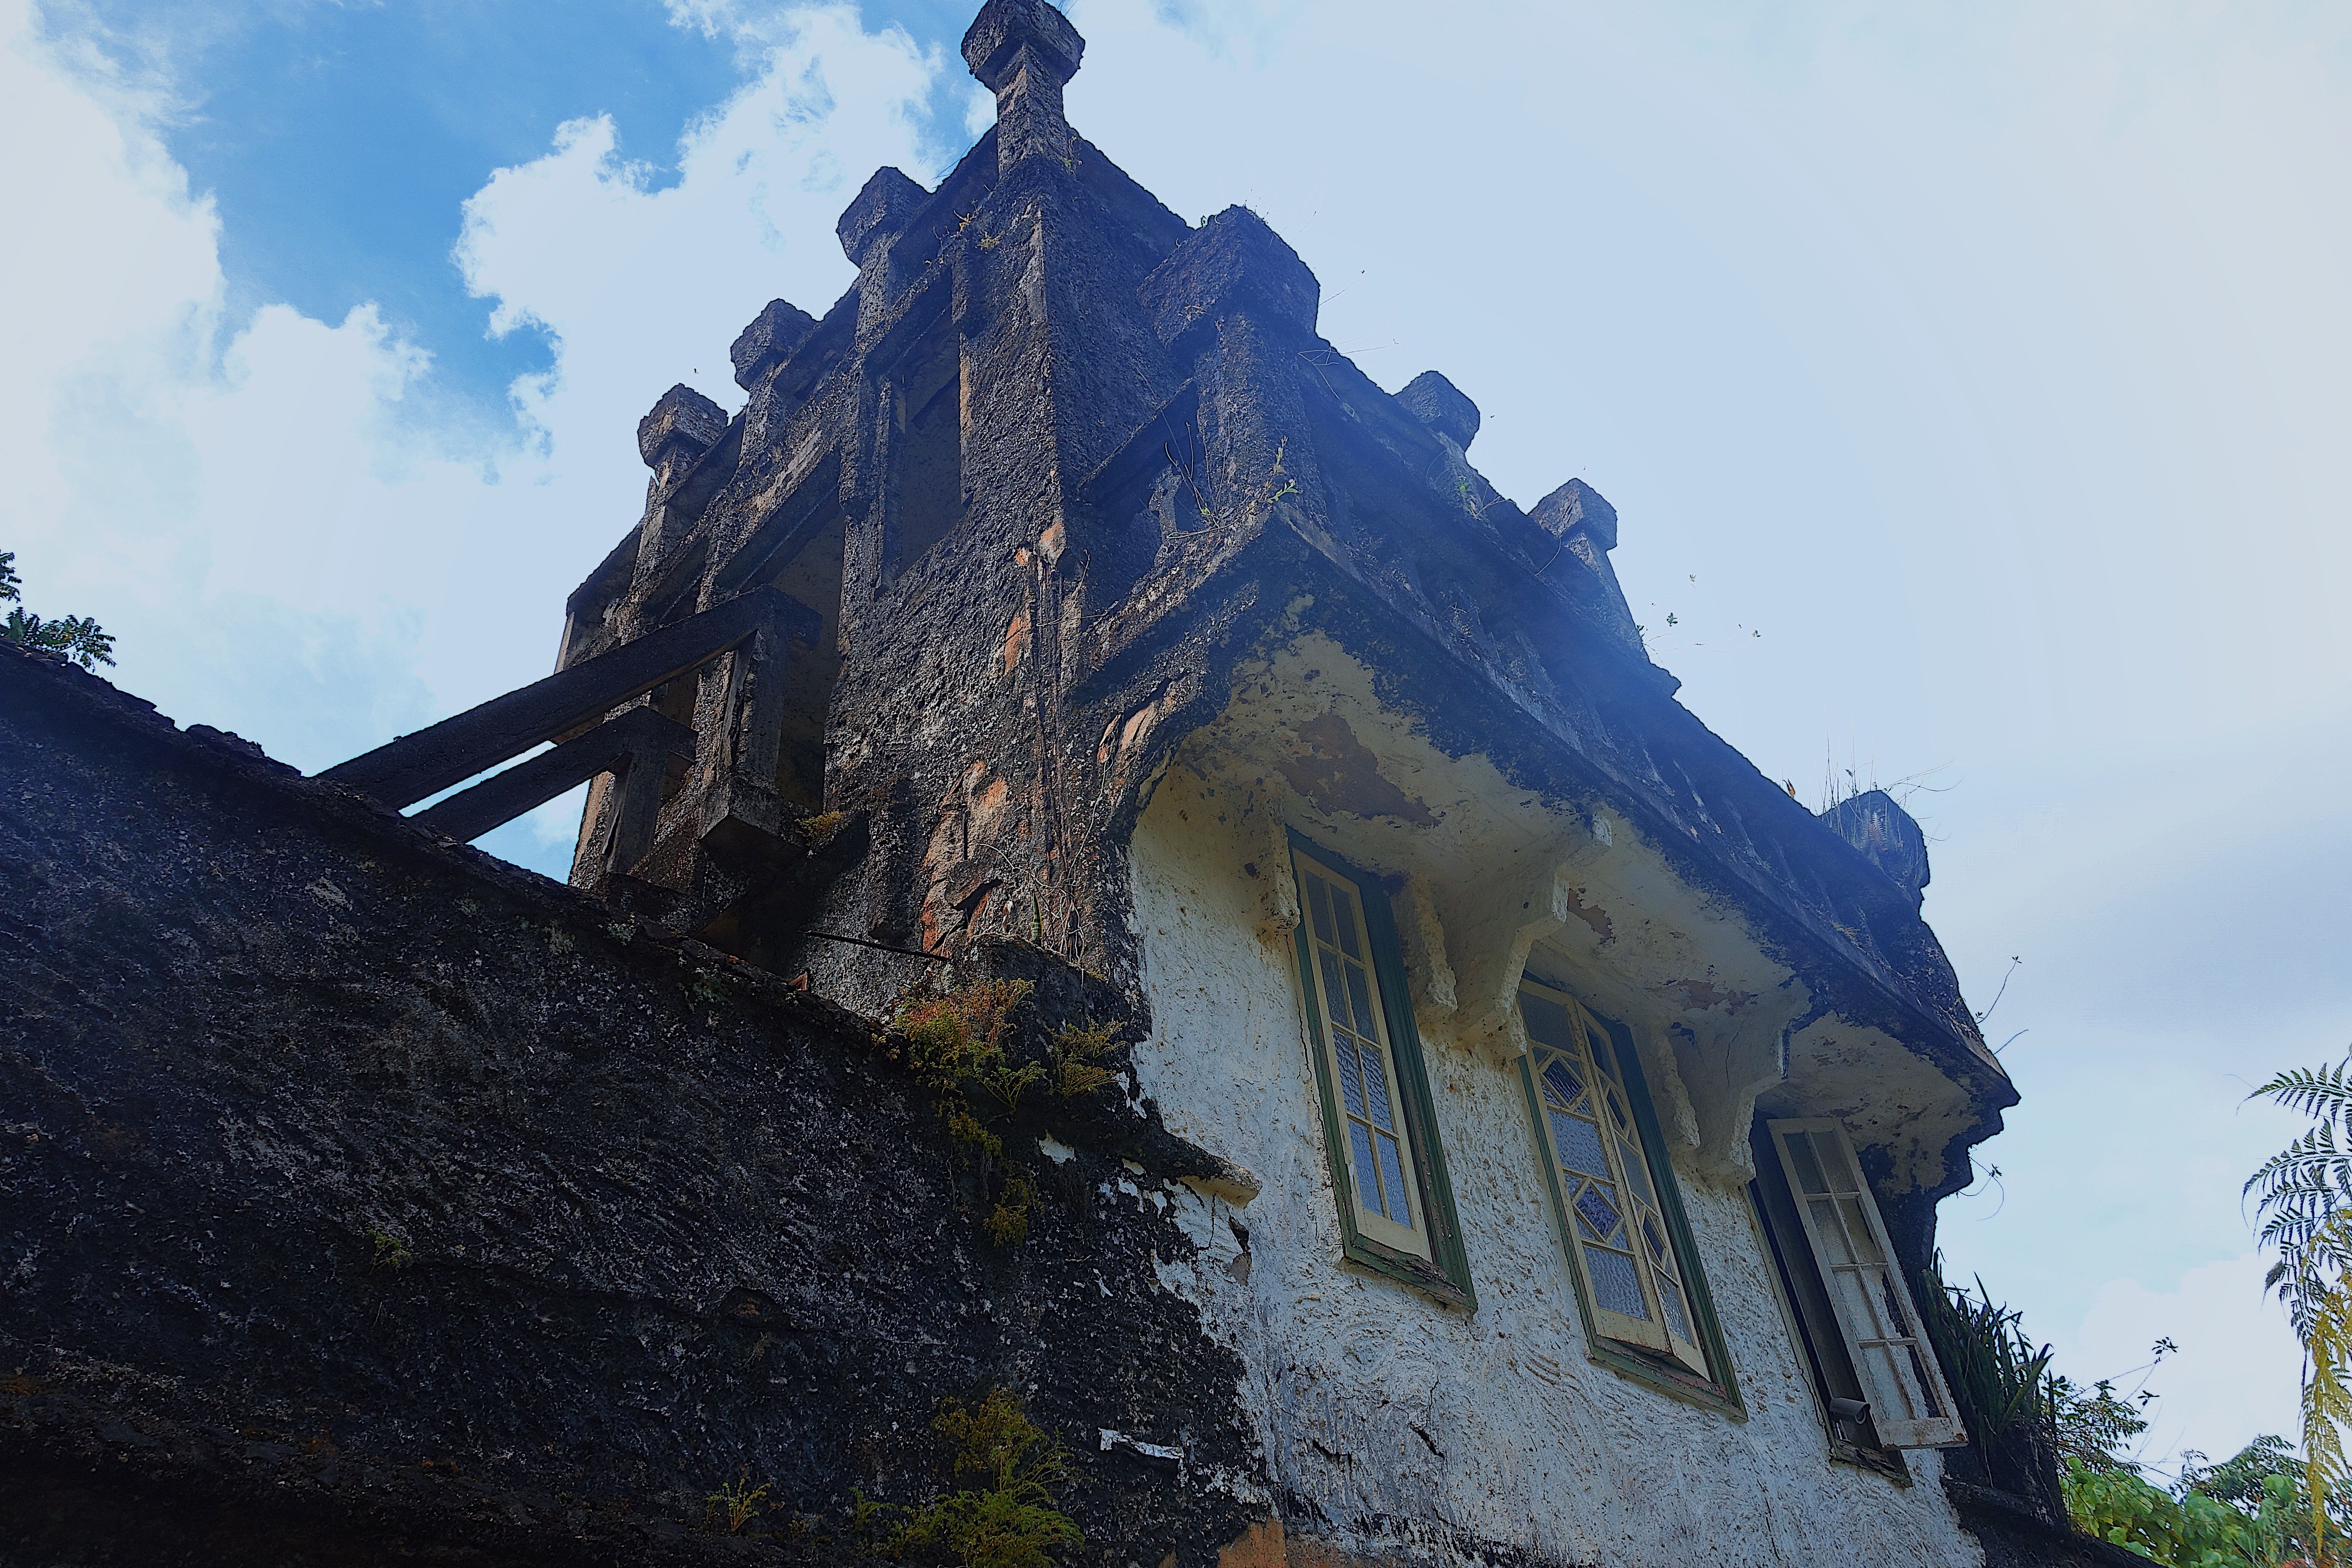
[897,980,1040,1161]
[984,1165,1038,1247]
[897,980,1047,1246]
[545,922,575,956]
[367,1231,414,1274]
[684,967,729,1010]
[704,1467,771,1534]
[798,810,848,839]
[1047,1020,1118,1099]
[891,1392,1081,1568]
[845,1488,894,1554]
[605,919,635,945]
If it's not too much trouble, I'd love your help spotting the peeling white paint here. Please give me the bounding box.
[1124,653,1989,1566]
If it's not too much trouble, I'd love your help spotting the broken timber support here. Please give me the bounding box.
[409,706,695,863]
[318,587,820,811]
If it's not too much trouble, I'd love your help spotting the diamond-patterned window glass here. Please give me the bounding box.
[1293,848,1427,1262]
[1767,1118,1966,1449]
[1520,981,1709,1379]
[1591,1023,1706,1375]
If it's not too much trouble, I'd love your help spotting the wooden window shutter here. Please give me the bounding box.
[1766,1118,1966,1449]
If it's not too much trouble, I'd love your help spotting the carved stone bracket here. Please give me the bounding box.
[1441,815,1615,1063]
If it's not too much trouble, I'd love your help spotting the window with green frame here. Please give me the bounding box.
[1516,976,1741,1410]
[1288,835,1475,1307]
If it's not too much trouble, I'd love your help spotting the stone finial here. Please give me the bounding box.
[637,384,728,470]
[1820,789,1931,902]
[1138,207,1320,348]
[1530,478,1617,551]
[729,299,817,389]
[837,168,929,267]
[1398,371,1480,449]
[962,0,1084,92]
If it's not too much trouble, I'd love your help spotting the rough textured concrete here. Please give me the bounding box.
[0,640,1270,1565]
[1127,760,1982,1566]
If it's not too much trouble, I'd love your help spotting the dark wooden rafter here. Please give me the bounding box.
[319,587,820,811]
[410,705,694,850]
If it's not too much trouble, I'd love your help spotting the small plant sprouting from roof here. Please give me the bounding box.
[1917,1264,2054,1447]
[367,1230,414,1274]
[704,1467,771,1534]
[897,980,1045,1246]
[984,1164,1038,1248]
[897,979,1041,1160]
[1048,1019,1119,1100]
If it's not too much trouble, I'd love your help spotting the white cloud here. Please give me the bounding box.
[456,3,941,467]
[2058,1253,2303,1478]
[1,0,946,873]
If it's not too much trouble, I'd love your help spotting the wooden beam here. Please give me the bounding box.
[410,707,695,846]
[320,587,818,810]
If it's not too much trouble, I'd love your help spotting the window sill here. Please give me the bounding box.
[1585,1337,1746,1419]
[1341,1237,1476,1311]
[1830,1436,1913,1485]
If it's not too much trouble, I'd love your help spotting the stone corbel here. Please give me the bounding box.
[1444,818,1614,1063]
[1680,993,1823,1182]
[1391,877,1458,1033]
[1248,813,1299,948]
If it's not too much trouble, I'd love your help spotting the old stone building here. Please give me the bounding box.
[2,2,2134,1565]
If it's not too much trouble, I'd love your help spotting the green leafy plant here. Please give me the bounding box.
[897,980,1041,1161]
[845,1489,896,1554]
[367,1230,414,1273]
[2062,1457,2298,1568]
[0,551,115,669]
[2246,1054,2352,1560]
[897,981,1043,1245]
[1047,1020,1118,1100]
[983,1165,1038,1247]
[2051,1373,2153,1476]
[704,1467,771,1534]
[684,966,729,1009]
[1919,1264,2055,1444]
[891,1392,1081,1568]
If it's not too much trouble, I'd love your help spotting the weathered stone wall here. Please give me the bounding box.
[1127,763,1988,1568]
[0,643,1271,1565]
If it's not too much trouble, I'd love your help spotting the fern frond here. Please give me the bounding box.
[2254,1061,2352,1127]
[2309,1289,2352,1559]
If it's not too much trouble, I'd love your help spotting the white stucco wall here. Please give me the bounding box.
[1122,763,1985,1567]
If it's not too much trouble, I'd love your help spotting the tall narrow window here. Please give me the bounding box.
[890,313,962,573]
[1289,837,1473,1305]
[1516,979,1738,1409]
[1749,1117,1903,1470]
[1765,1118,1965,1449]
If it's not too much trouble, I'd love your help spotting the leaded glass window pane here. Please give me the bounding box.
[1521,980,1709,1378]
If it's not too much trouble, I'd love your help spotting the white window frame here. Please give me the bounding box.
[1766,1117,1967,1449]
[1521,980,1706,1377]
[1294,846,1429,1260]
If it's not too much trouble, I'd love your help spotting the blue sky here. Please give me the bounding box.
[6,0,2349,1475]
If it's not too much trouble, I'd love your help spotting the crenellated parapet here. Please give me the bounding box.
[322,0,2009,1337]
